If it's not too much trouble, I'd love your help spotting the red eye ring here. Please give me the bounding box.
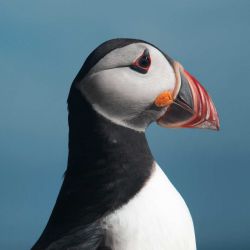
[130,49,151,74]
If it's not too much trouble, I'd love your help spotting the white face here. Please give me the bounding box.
[77,43,176,131]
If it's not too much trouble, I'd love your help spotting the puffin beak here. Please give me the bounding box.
[156,62,220,130]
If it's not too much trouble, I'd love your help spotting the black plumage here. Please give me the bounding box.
[32,39,155,250]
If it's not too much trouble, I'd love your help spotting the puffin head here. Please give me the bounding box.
[73,38,219,132]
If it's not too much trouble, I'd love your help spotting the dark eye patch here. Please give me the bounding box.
[130,49,151,74]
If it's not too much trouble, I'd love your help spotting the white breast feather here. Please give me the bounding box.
[101,163,196,250]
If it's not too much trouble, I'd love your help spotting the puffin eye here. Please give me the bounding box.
[130,49,151,74]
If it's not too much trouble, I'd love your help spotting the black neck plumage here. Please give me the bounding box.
[32,87,154,250]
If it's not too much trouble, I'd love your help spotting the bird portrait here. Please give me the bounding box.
[31,39,219,250]
[1,1,249,250]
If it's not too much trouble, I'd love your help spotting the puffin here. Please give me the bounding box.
[31,38,219,250]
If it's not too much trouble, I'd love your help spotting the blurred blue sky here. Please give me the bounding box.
[0,1,250,249]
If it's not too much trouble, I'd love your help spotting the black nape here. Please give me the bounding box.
[32,86,154,250]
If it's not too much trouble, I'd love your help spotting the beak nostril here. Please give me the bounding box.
[173,98,194,115]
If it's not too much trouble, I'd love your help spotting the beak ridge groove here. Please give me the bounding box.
[157,62,220,131]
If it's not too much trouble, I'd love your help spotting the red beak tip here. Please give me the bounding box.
[196,120,220,131]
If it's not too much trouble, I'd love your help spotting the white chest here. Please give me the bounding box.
[101,164,196,250]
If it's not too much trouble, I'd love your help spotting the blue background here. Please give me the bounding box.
[1,1,250,249]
